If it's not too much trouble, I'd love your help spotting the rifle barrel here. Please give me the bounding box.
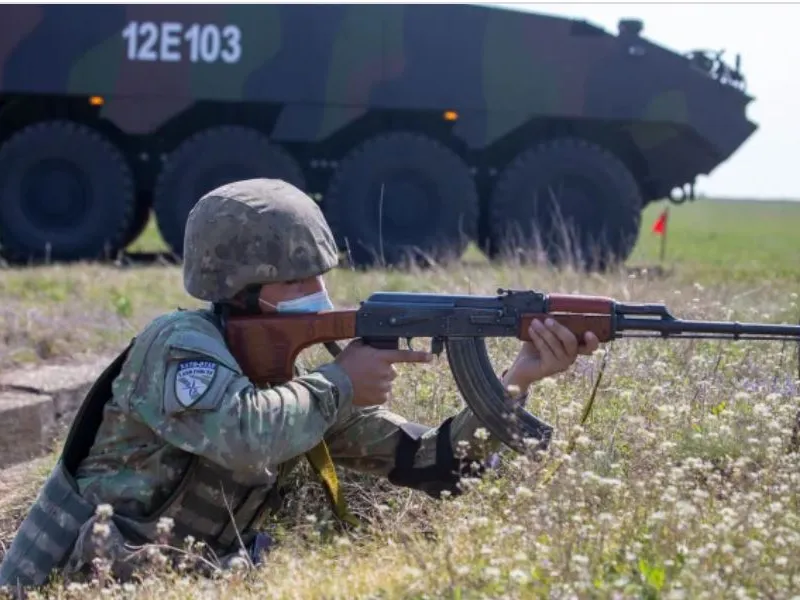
[615,316,800,341]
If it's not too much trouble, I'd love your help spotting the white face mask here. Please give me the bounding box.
[260,289,335,313]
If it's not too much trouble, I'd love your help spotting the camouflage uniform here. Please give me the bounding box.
[0,179,512,590]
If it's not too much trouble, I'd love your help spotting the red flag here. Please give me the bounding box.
[651,208,668,235]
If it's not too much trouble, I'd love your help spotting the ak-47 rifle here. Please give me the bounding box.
[223,289,800,454]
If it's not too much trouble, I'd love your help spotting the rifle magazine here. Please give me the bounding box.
[444,337,553,454]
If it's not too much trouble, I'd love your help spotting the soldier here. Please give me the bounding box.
[0,178,599,589]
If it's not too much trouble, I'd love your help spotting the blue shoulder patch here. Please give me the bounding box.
[174,359,218,408]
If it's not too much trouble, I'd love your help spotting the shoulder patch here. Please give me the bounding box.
[174,360,218,408]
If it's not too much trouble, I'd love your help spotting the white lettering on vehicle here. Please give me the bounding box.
[121,21,242,64]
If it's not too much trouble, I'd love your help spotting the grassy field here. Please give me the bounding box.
[129,197,800,284]
[629,199,800,283]
[1,198,800,599]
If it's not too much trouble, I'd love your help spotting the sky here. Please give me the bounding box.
[485,2,800,200]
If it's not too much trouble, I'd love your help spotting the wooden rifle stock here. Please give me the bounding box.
[224,310,358,386]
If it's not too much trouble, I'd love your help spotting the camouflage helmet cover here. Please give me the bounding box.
[183,178,339,302]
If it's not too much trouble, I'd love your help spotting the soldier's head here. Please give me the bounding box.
[182,178,339,313]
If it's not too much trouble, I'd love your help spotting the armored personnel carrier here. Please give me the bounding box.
[0,4,756,267]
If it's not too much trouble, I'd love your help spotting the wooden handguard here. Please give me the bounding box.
[519,314,615,344]
[523,294,616,344]
[546,293,615,314]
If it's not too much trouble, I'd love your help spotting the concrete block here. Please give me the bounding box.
[0,355,113,469]
[0,391,56,469]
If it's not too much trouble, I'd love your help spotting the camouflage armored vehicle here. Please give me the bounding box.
[0,4,756,267]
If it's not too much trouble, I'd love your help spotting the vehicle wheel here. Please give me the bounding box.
[0,120,135,263]
[486,138,642,270]
[324,131,479,268]
[152,126,305,257]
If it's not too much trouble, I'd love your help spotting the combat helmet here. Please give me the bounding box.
[183,178,339,302]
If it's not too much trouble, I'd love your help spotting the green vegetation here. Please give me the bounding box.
[631,199,800,283]
[129,197,800,285]
[1,198,799,598]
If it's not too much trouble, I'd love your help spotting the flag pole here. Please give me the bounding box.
[650,206,669,266]
[659,207,669,264]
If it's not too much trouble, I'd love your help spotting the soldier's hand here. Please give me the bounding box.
[334,339,433,406]
[504,318,600,395]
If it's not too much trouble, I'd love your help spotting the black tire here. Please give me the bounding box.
[152,126,305,257]
[0,120,135,263]
[324,132,478,268]
[487,138,642,270]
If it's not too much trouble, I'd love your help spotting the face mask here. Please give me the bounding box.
[261,289,335,313]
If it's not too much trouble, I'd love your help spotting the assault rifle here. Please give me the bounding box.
[223,289,800,453]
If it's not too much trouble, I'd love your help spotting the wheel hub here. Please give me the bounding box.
[370,169,440,235]
[533,176,592,214]
[21,159,90,230]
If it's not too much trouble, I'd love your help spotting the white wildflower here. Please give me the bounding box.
[752,403,770,417]
[473,427,490,441]
[509,568,530,584]
[515,485,534,499]
[227,556,249,572]
[91,522,110,539]
[156,516,174,535]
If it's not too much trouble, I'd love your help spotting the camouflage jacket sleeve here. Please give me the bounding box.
[121,312,354,475]
[324,404,503,476]
[324,366,531,476]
